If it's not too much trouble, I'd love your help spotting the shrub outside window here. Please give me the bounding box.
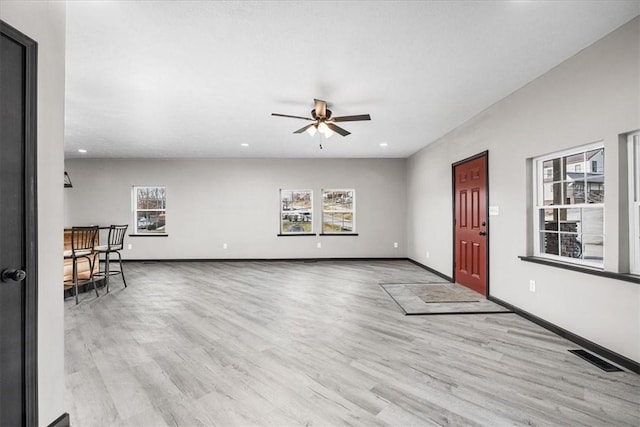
[280,189,313,234]
[322,189,355,233]
[534,145,604,267]
[133,186,166,234]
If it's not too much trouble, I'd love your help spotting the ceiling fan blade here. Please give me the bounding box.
[332,114,371,122]
[314,99,327,118]
[272,113,314,121]
[326,122,351,137]
[294,123,316,134]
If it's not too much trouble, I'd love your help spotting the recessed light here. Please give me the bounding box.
[241,143,249,147]
[379,143,388,147]
[78,149,87,153]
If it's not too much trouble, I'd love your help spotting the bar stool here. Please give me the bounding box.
[95,224,128,293]
[63,226,99,304]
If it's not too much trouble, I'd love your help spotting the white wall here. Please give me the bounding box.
[407,17,640,362]
[1,1,67,425]
[65,158,407,259]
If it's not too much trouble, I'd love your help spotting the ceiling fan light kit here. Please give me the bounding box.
[306,125,317,136]
[317,122,333,138]
[272,99,371,143]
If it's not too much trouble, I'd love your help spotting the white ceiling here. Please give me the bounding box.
[64,0,640,159]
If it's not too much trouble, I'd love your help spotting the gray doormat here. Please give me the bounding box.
[380,282,512,315]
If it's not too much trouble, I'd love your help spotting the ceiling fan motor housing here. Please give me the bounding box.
[311,108,332,120]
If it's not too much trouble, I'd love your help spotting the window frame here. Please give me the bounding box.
[321,189,356,234]
[629,132,640,275]
[532,142,605,268]
[132,185,167,235]
[279,189,314,235]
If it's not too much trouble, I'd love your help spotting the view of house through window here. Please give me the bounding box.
[629,132,640,274]
[280,189,313,234]
[322,189,355,233]
[535,145,604,266]
[133,186,166,234]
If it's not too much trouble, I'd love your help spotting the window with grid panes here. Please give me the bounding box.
[322,189,355,233]
[133,186,166,234]
[534,144,604,267]
[280,189,313,234]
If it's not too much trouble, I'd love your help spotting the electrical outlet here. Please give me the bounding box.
[394,242,398,248]
[127,244,132,250]
[529,280,536,292]
[426,251,430,258]
[223,243,228,249]
[317,242,321,249]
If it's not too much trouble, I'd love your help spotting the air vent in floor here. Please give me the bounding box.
[568,349,623,372]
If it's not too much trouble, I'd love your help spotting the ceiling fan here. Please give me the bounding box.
[272,99,371,139]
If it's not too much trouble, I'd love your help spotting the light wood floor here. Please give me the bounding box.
[64,260,640,426]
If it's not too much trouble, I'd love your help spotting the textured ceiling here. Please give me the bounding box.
[64,0,640,159]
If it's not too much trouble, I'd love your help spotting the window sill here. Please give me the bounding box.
[319,233,359,236]
[519,256,640,284]
[128,234,169,237]
[277,233,316,237]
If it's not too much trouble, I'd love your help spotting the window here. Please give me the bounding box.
[133,186,166,234]
[629,132,640,274]
[280,189,313,234]
[322,189,355,233]
[534,144,604,267]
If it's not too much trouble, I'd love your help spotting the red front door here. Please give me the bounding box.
[454,154,488,295]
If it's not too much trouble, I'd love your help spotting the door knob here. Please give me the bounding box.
[1,269,27,282]
[479,231,487,236]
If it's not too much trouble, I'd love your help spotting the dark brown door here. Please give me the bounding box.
[453,153,488,295]
[0,21,38,427]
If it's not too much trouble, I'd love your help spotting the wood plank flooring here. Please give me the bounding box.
[64,260,640,426]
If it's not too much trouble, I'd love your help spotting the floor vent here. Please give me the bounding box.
[568,349,623,372]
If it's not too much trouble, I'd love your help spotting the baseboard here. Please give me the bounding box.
[488,296,640,375]
[122,257,409,263]
[407,258,454,282]
[48,412,70,427]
